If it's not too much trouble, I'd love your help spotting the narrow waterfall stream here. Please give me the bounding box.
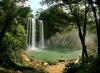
[39,20,45,48]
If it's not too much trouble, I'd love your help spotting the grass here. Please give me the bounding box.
[26,48,81,63]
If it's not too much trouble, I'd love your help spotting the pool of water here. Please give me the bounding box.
[26,49,81,63]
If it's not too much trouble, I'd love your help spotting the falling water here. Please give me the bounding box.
[31,18,37,50]
[26,18,45,51]
[39,20,45,48]
[27,18,37,50]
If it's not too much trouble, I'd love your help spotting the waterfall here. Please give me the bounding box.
[31,18,36,49]
[39,20,45,48]
[26,18,36,50]
[26,18,45,51]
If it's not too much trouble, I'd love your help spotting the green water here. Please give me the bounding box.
[26,49,81,63]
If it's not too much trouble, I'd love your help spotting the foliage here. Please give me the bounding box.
[40,0,98,60]
[0,0,99,72]
[63,55,100,73]
[40,0,96,33]
[0,0,32,64]
[38,5,73,39]
[40,0,100,72]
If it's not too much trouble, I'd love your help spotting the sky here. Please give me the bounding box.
[27,0,47,15]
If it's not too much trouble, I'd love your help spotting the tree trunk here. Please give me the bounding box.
[97,11,100,58]
[82,0,88,60]
[68,4,88,60]
[98,7,100,58]
[88,0,100,58]
[0,17,11,52]
[98,30,100,58]
[76,19,88,60]
[0,26,7,45]
[76,6,88,60]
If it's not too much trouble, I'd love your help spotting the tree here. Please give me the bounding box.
[67,1,88,60]
[38,5,72,39]
[0,0,32,65]
[87,0,100,58]
[41,0,89,60]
